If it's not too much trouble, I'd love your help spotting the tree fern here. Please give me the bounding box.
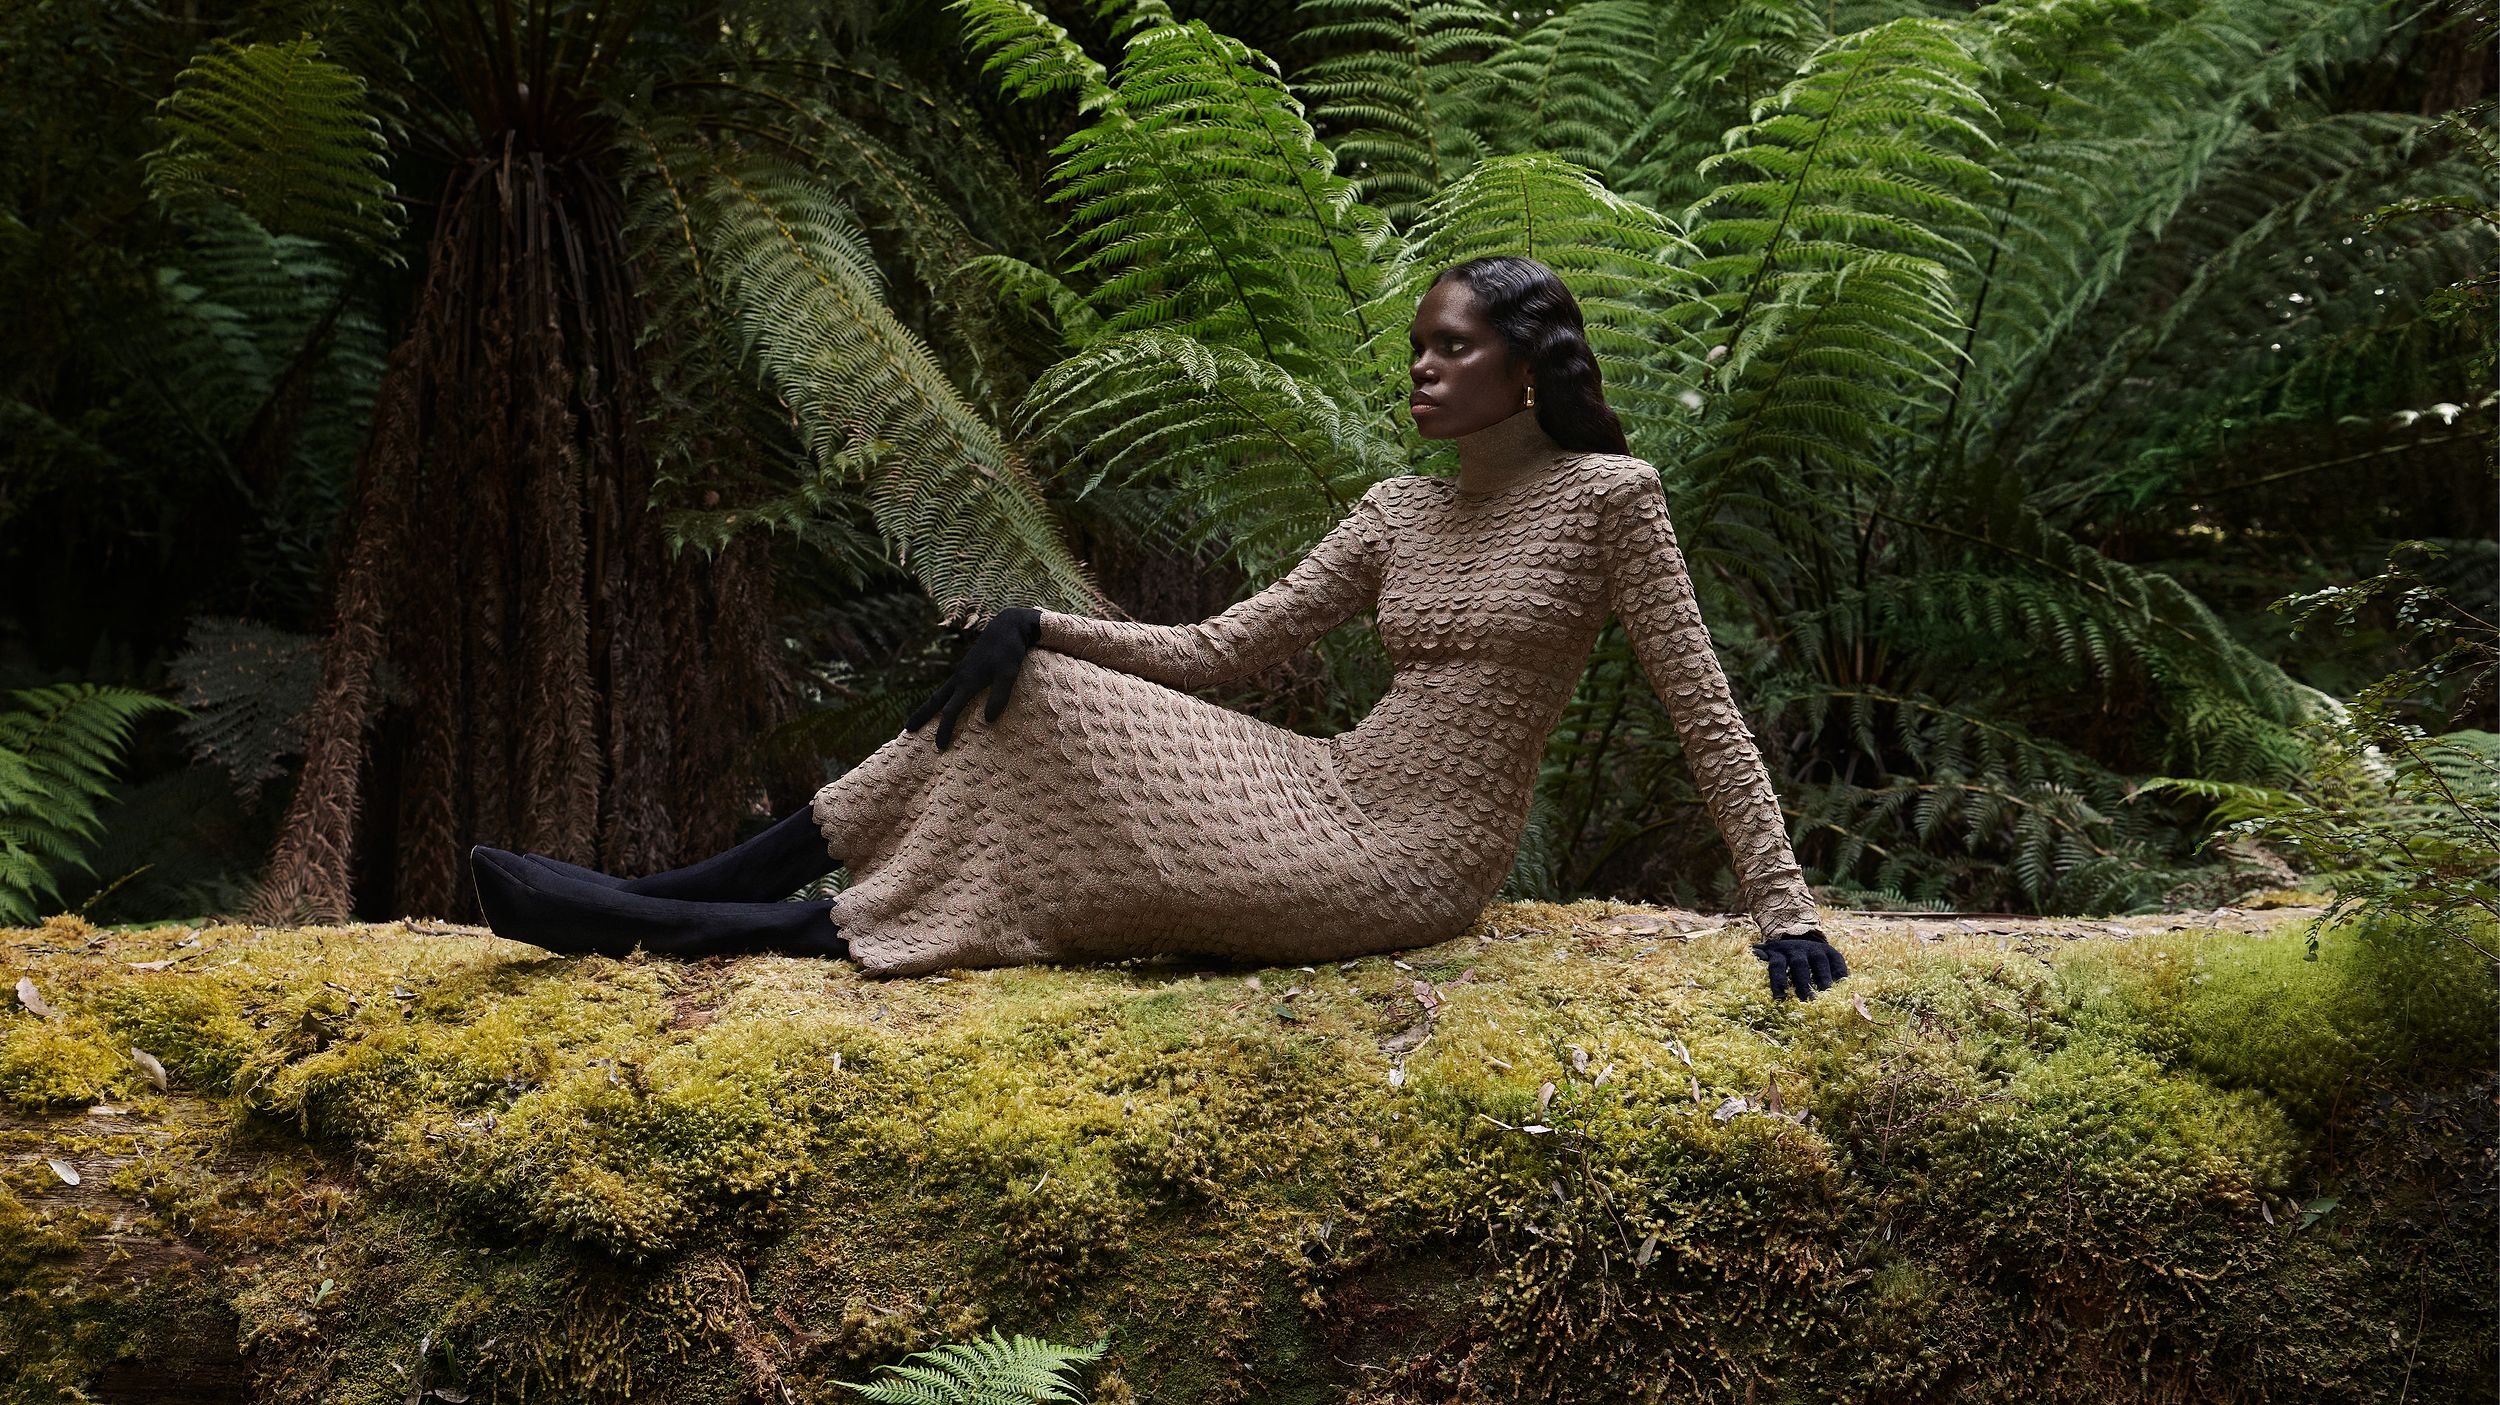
[1022,330,1405,573]
[1612,0,1830,214]
[129,204,383,612]
[1478,0,1657,174]
[840,1329,1104,1404]
[1678,16,1996,519]
[1027,13,1390,380]
[145,35,404,261]
[0,685,181,926]
[691,153,1108,617]
[1946,0,2408,465]
[1292,0,1509,226]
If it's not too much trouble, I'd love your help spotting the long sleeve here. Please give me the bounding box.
[1599,464,1820,940]
[1035,481,1394,692]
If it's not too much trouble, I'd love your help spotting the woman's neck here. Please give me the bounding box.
[1453,406,1565,496]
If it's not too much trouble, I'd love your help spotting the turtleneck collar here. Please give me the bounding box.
[1453,406,1568,497]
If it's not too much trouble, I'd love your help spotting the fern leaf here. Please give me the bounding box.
[691,154,1106,617]
[1292,0,1510,226]
[145,35,404,260]
[841,1330,1104,1405]
[0,686,182,925]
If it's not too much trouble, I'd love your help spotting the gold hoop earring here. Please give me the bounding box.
[1523,384,1537,409]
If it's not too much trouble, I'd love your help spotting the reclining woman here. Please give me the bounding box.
[469,255,1850,1002]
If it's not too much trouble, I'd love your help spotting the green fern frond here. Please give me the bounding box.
[0,685,182,926]
[1480,0,1657,174]
[841,1329,1104,1404]
[1614,0,1830,212]
[1945,0,2410,462]
[1291,0,1509,226]
[1676,16,1996,512]
[693,155,1106,616]
[145,35,403,261]
[951,0,1114,110]
[1041,16,1390,383]
[1021,330,1403,577]
[960,253,1105,351]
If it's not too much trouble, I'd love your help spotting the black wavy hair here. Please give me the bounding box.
[1430,255,1629,455]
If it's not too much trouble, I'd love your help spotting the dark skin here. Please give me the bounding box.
[1407,278,1534,437]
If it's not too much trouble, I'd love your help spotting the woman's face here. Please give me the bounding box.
[1408,278,1532,440]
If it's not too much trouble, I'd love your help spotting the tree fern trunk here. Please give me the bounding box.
[257,133,782,923]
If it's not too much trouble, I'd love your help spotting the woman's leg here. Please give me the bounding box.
[520,806,837,902]
[469,847,846,959]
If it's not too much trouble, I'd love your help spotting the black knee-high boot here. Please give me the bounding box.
[469,847,845,959]
[520,806,835,903]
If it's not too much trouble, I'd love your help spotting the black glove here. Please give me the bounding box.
[1752,928,1847,1001]
[906,607,1042,751]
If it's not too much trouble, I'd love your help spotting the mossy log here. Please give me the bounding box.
[3,900,2492,1403]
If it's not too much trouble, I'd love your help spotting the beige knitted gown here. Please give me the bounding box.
[810,407,1821,977]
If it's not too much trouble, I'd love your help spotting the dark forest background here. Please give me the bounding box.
[0,0,2490,931]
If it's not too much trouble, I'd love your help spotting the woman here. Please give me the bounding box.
[469,256,1849,1001]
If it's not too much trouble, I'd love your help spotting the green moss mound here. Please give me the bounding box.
[3,905,2491,1403]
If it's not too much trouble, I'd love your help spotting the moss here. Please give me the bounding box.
[0,1013,128,1108]
[1,906,2491,1402]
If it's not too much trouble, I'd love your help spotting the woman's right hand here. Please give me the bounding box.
[906,606,1042,750]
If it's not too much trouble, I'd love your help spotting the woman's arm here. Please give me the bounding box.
[1036,480,1396,691]
[1599,462,1821,941]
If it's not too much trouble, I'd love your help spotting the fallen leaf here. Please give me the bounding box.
[1852,994,1877,1023]
[1521,1124,1553,1135]
[1594,1063,1614,1088]
[829,1051,842,1073]
[1635,1231,1659,1268]
[1388,1065,1406,1088]
[1392,959,1413,971]
[1245,976,1263,991]
[47,1158,79,1186]
[1413,980,1441,1013]
[130,1047,169,1091]
[1570,1045,1589,1074]
[2259,1199,2275,1226]
[1379,1013,1433,1055]
[16,978,56,1020]
[1282,985,1305,1000]
[1712,1096,1750,1122]
[1669,1040,1692,1067]
[125,958,181,972]
[1536,1081,1556,1114]
[433,1390,471,1403]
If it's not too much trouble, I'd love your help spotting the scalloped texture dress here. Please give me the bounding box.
[809,407,1821,977]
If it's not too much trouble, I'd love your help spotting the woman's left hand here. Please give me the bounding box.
[1752,928,1848,1001]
